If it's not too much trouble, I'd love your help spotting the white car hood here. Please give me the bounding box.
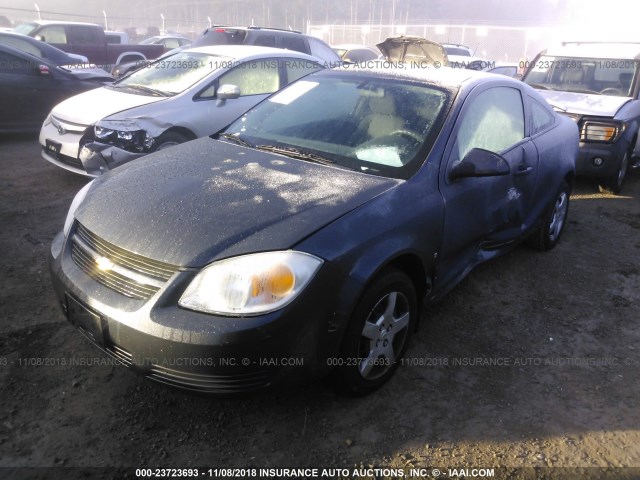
[51,87,166,125]
[537,90,631,117]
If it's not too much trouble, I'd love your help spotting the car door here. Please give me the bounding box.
[0,49,72,130]
[193,57,322,135]
[437,83,535,283]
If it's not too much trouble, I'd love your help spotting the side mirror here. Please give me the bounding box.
[35,35,45,42]
[449,148,510,180]
[216,84,240,106]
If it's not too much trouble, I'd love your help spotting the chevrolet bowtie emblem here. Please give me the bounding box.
[96,256,114,272]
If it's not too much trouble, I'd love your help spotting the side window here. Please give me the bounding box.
[285,59,322,84]
[252,35,276,47]
[164,39,180,49]
[37,26,67,44]
[281,36,307,54]
[530,97,555,135]
[454,86,525,161]
[0,51,37,75]
[69,27,97,45]
[217,59,280,96]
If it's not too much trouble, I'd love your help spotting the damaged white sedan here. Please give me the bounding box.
[39,45,323,176]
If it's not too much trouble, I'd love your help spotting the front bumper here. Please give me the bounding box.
[575,140,629,179]
[39,122,88,176]
[49,230,352,395]
[78,142,145,176]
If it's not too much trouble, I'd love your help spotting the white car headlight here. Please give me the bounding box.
[63,180,94,237]
[179,251,323,316]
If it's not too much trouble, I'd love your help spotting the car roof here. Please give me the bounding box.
[336,62,518,89]
[333,44,377,50]
[178,44,321,61]
[544,42,640,60]
[18,20,100,28]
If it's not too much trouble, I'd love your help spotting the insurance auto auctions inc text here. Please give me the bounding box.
[202,467,495,478]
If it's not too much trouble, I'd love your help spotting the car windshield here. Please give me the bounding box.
[524,55,639,97]
[139,37,159,45]
[114,51,229,96]
[223,72,451,179]
[13,23,37,35]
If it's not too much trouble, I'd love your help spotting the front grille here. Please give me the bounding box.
[71,223,179,300]
[149,364,272,393]
[43,147,83,169]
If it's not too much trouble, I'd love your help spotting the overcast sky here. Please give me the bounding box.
[1,0,638,41]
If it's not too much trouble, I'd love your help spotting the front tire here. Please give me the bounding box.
[527,181,571,251]
[152,131,189,152]
[331,268,417,396]
[598,151,629,195]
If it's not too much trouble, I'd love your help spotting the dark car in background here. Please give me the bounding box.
[191,26,340,65]
[14,21,165,69]
[523,41,640,193]
[0,43,112,132]
[0,31,89,66]
[50,67,577,396]
[333,44,380,63]
[139,35,192,49]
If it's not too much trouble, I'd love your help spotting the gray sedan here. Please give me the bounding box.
[39,45,323,176]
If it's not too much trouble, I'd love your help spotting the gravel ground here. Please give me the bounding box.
[1,133,639,480]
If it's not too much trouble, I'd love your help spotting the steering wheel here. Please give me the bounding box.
[388,129,423,143]
[600,88,624,96]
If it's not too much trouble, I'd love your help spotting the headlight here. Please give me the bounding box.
[93,125,154,151]
[581,121,624,143]
[179,251,323,316]
[63,180,94,237]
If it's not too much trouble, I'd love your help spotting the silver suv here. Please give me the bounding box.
[523,42,640,193]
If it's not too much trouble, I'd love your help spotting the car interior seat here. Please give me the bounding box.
[364,95,404,139]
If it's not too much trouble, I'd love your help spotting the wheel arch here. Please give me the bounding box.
[116,51,147,65]
[346,250,432,329]
[159,126,197,141]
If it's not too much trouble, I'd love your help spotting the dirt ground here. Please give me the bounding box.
[1,133,639,480]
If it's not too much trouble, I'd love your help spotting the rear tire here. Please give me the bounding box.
[527,181,571,251]
[331,268,417,396]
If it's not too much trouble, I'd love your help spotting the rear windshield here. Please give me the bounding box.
[191,28,247,48]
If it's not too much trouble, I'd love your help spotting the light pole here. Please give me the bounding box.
[34,3,41,21]
[103,10,108,30]
[160,13,165,35]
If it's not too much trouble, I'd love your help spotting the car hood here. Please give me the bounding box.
[51,86,165,125]
[536,90,631,117]
[376,36,448,65]
[76,138,400,267]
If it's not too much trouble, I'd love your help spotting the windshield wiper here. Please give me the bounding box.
[120,84,169,97]
[254,145,335,166]
[548,103,567,113]
[217,133,253,148]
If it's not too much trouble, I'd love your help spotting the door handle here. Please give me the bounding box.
[514,165,533,176]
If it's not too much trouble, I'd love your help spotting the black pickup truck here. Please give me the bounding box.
[15,21,165,69]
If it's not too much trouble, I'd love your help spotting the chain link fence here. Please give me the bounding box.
[307,23,561,62]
